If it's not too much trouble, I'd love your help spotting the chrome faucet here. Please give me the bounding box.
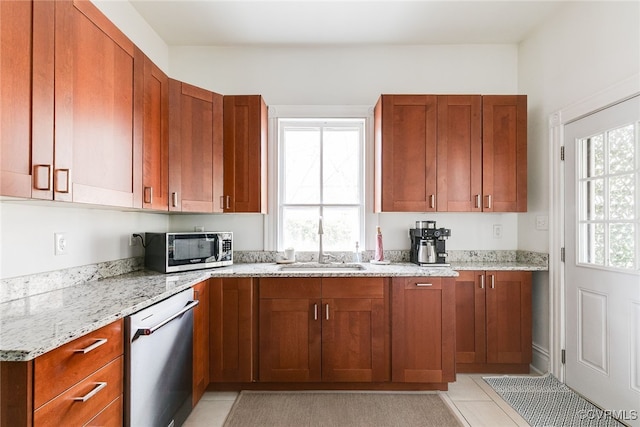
[318,216,325,263]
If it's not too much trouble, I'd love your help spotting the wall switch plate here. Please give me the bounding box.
[493,224,503,239]
[536,215,549,230]
[194,226,204,232]
[129,234,139,246]
[54,232,68,255]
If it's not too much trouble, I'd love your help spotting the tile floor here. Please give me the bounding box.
[183,374,531,427]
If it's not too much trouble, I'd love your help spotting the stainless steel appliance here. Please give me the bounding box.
[409,220,451,266]
[144,232,233,273]
[125,288,199,427]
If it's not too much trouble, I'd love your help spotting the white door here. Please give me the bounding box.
[564,95,640,425]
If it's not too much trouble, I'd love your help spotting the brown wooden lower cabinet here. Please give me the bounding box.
[0,319,124,427]
[209,277,258,384]
[193,280,210,407]
[455,270,532,373]
[259,277,390,383]
[391,277,456,384]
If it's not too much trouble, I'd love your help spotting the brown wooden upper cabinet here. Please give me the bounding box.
[140,54,169,211]
[54,0,143,207]
[168,79,224,213]
[482,95,528,212]
[222,95,268,213]
[374,94,527,213]
[0,0,54,200]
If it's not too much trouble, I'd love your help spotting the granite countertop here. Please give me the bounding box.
[0,260,547,362]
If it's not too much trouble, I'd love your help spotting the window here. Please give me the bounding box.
[578,120,640,270]
[278,118,364,251]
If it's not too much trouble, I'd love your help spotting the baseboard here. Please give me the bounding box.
[531,343,550,374]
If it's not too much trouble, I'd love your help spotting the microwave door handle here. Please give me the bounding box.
[218,236,223,261]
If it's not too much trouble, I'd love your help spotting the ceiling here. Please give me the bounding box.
[129,0,567,47]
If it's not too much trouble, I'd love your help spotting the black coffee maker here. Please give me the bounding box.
[409,221,451,266]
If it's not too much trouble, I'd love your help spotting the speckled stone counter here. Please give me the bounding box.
[0,257,547,362]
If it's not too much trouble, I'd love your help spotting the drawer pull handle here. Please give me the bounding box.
[34,164,51,190]
[480,275,485,289]
[416,283,432,287]
[314,303,318,321]
[475,194,480,209]
[74,338,107,354]
[325,304,330,320]
[73,382,107,402]
[490,275,495,289]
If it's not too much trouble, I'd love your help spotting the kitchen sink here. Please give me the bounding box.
[278,263,364,273]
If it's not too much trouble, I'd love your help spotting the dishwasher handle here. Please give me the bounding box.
[134,300,199,340]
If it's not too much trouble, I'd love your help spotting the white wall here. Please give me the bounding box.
[0,202,169,279]
[168,44,522,250]
[517,0,640,371]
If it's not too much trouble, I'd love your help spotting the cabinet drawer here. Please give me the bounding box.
[34,319,123,408]
[85,395,123,427]
[322,278,385,298]
[34,356,123,427]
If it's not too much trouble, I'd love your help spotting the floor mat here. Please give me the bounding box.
[484,374,625,427]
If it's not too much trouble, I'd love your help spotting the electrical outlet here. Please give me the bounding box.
[194,226,204,232]
[130,234,140,246]
[54,232,68,255]
[493,224,503,239]
[536,215,549,230]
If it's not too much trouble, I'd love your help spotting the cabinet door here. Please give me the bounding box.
[436,95,482,212]
[374,95,437,212]
[321,278,389,382]
[1,0,54,199]
[482,95,527,212]
[169,80,223,213]
[210,278,256,383]
[455,271,486,364]
[54,0,142,207]
[485,271,532,364]
[141,54,169,211]
[259,278,321,382]
[222,95,267,213]
[391,277,455,383]
[192,280,209,406]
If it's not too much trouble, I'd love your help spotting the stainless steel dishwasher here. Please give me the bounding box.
[125,288,199,427]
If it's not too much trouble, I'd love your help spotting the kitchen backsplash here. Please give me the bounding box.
[0,250,548,303]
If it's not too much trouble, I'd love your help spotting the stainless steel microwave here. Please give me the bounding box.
[144,232,233,273]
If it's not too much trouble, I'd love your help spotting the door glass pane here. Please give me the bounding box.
[577,118,639,270]
[323,128,360,204]
[608,124,634,174]
[609,223,635,269]
[609,174,634,220]
[283,128,320,204]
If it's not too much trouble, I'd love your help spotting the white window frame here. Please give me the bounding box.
[265,106,374,252]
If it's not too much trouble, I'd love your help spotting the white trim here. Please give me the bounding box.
[531,342,551,374]
[268,106,374,252]
[548,72,640,381]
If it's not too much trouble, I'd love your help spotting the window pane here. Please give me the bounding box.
[609,223,635,269]
[609,174,635,220]
[282,207,320,251]
[608,124,634,174]
[283,128,320,204]
[321,207,360,251]
[323,128,360,204]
